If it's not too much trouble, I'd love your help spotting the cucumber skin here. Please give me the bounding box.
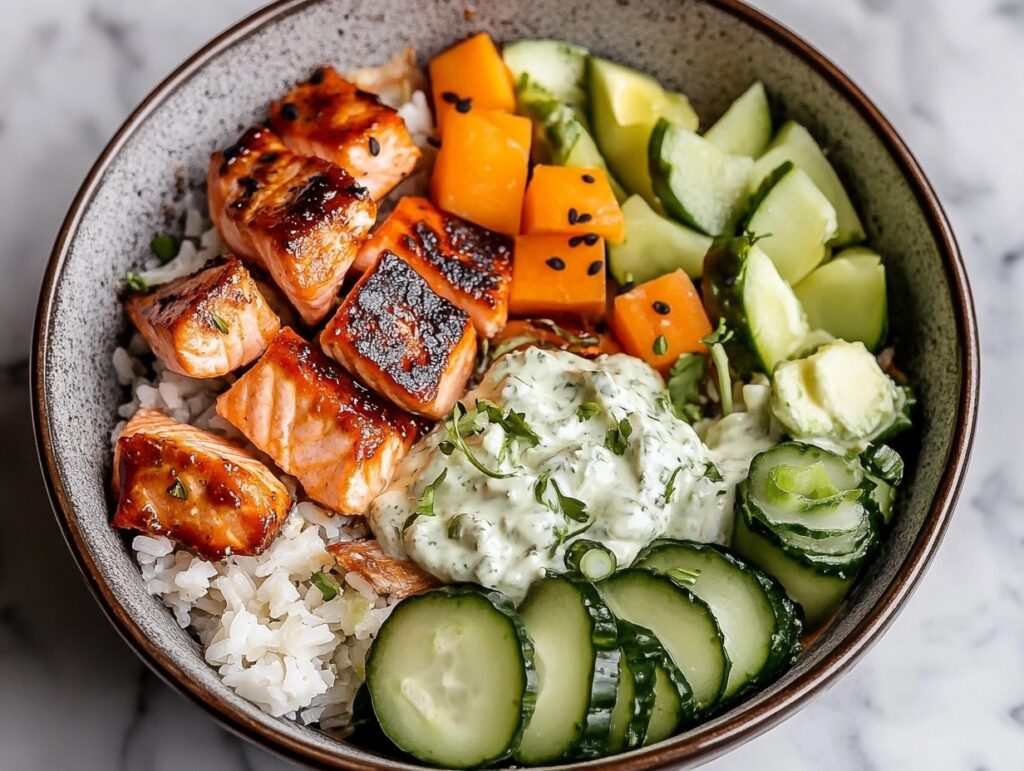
[610,621,661,751]
[701,236,764,376]
[365,585,538,768]
[618,619,699,734]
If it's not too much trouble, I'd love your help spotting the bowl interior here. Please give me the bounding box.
[36,0,972,767]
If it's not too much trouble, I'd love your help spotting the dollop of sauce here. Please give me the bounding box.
[369,348,776,600]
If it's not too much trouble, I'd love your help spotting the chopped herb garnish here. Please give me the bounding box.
[311,571,340,600]
[167,477,188,500]
[551,480,588,522]
[415,468,447,517]
[438,440,456,456]
[604,416,633,456]
[150,234,179,264]
[664,466,683,503]
[653,334,668,356]
[447,515,465,540]
[701,319,735,415]
[443,403,514,479]
[124,271,148,294]
[667,353,707,423]
[534,472,551,508]
[667,567,701,586]
[210,312,230,334]
[704,461,724,483]
[576,402,601,422]
[549,521,594,558]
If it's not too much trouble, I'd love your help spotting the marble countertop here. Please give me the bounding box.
[1,0,1019,768]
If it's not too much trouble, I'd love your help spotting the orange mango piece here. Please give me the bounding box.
[429,33,516,134]
[431,109,531,236]
[521,166,626,243]
[609,270,712,373]
[510,234,607,318]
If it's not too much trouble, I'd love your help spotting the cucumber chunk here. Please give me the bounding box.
[365,586,536,768]
[793,248,888,350]
[635,541,795,698]
[733,508,854,628]
[703,236,810,375]
[598,569,728,712]
[516,577,620,763]
[503,39,590,115]
[751,121,866,246]
[609,195,712,283]
[704,81,772,158]
[744,161,838,284]
[650,120,754,236]
[589,56,698,204]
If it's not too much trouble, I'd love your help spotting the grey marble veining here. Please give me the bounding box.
[0,0,1020,768]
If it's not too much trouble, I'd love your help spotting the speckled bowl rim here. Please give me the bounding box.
[32,0,979,768]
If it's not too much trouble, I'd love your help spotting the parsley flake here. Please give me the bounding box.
[311,571,340,600]
[653,334,668,356]
[210,312,230,334]
[604,416,633,456]
[167,477,188,500]
[124,271,148,294]
[576,402,600,422]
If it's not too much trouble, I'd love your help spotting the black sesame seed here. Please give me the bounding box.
[309,68,326,85]
[581,173,596,184]
[617,281,636,295]
[441,91,460,104]
[368,136,381,156]
[577,212,593,224]
[568,235,586,247]
[568,207,579,225]
[583,233,599,246]
[545,257,567,271]
[281,102,299,121]
[455,98,472,114]
[258,152,279,164]
[587,260,603,276]
[653,301,671,315]
[427,136,441,148]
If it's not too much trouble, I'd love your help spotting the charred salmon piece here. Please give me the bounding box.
[124,256,280,379]
[268,66,421,201]
[327,539,438,599]
[112,409,291,560]
[320,251,478,420]
[216,328,422,514]
[207,125,377,325]
[351,197,512,338]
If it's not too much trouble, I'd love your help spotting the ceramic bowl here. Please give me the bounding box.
[32,0,978,767]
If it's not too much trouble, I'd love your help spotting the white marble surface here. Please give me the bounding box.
[0,0,1020,768]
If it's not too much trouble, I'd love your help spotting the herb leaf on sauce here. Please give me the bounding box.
[415,468,447,517]
[124,271,148,294]
[704,461,724,483]
[548,520,595,558]
[701,319,735,415]
[443,403,515,479]
[551,480,589,522]
[311,571,341,600]
[664,466,683,504]
[534,471,551,509]
[604,416,633,456]
[576,402,601,422]
[447,514,464,540]
[667,354,707,423]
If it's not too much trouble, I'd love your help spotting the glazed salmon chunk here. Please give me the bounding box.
[216,328,421,514]
[268,66,421,200]
[124,256,280,378]
[320,251,478,420]
[113,410,291,560]
[207,126,376,325]
[327,539,438,599]
[352,197,512,337]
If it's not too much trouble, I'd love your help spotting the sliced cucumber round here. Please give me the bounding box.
[744,162,838,284]
[794,248,888,351]
[515,577,620,764]
[649,119,754,236]
[608,620,667,752]
[634,541,796,699]
[598,569,729,712]
[609,194,711,283]
[365,586,536,768]
[704,81,772,158]
[702,236,810,375]
[589,56,698,204]
[503,38,589,115]
[751,120,866,247]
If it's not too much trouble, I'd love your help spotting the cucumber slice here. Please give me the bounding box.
[646,665,686,744]
[609,195,711,283]
[744,162,837,284]
[733,508,854,628]
[565,540,618,581]
[365,586,536,768]
[752,121,866,246]
[516,577,620,763]
[704,82,772,158]
[650,120,754,236]
[863,474,896,526]
[634,541,794,699]
[607,646,647,753]
[503,39,589,114]
[598,569,729,712]
[589,56,698,204]
[607,620,680,751]
[703,236,810,375]
[793,248,888,350]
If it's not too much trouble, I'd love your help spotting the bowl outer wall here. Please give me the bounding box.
[32,0,978,769]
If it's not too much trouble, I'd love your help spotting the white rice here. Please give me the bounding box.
[116,60,436,730]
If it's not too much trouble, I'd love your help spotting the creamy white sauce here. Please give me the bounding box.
[370,349,778,600]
